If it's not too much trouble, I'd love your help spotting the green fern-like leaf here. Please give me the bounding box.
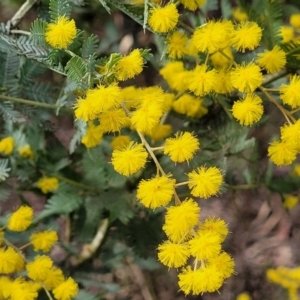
[34,191,83,223]
[252,0,283,49]
[49,0,72,21]
[99,0,111,14]
[0,159,11,182]
[108,1,155,33]
[30,19,47,47]
[0,182,11,202]
[0,51,20,96]
[65,56,88,89]
[69,119,86,154]
[0,102,26,123]
[80,34,99,59]
[281,40,300,68]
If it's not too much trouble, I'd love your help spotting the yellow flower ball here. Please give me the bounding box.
[111,142,148,176]
[268,140,297,166]
[45,16,77,49]
[290,13,300,29]
[157,240,190,268]
[30,230,58,252]
[199,217,229,242]
[189,231,222,260]
[232,7,248,22]
[231,21,262,52]
[163,199,200,243]
[26,256,53,281]
[256,45,286,74]
[81,123,103,148]
[180,0,206,11]
[280,26,294,43]
[166,31,188,59]
[279,75,300,108]
[99,109,130,133]
[164,132,200,163]
[7,205,33,232]
[42,267,64,290]
[137,176,175,208]
[208,252,235,279]
[53,277,79,300]
[187,166,223,199]
[230,63,263,93]
[18,144,34,159]
[0,137,14,155]
[283,194,299,210]
[115,49,144,81]
[37,177,59,194]
[231,94,264,126]
[0,247,24,274]
[148,3,179,33]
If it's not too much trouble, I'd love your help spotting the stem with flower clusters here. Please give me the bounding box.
[259,86,296,124]
[120,102,182,205]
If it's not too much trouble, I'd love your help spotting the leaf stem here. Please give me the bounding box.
[0,95,58,109]
[55,175,100,193]
[259,86,296,124]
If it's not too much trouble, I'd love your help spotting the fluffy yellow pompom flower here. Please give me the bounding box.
[0,276,12,299]
[157,241,190,268]
[279,75,300,108]
[208,252,235,279]
[0,247,24,274]
[9,278,39,300]
[189,231,222,260]
[53,277,79,300]
[164,132,200,163]
[166,31,188,59]
[30,230,58,252]
[37,177,59,194]
[178,265,224,294]
[180,0,206,11]
[188,65,216,96]
[187,166,223,199]
[147,124,172,141]
[111,135,131,150]
[231,21,262,52]
[148,4,179,33]
[42,267,64,290]
[283,194,299,210]
[192,20,232,53]
[232,7,248,22]
[0,136,14,155]
[159,61,188,92]
[256,46,286,74]
[115,49,144,81]
[163,199,200,243]
[18,144,34,159]
[232,94,264,126]
[74,85,122,121]
[230,63,263,93]
[81,123,103,148]
[7,205,33,232]
[137,176,175,209]
[236,292,252,300]
[178,266,203,295]
[111,142,148,176]
[214,68,234,94]
[45,16,77,49]
[280,120,300,150]
[172,94,208,118]
[99,109,130,133]
[290,14,300,28]
[280,26,294,43]
[131,86,165,133]
[26,256,53,281]
[268,140,297,166]
[199,217,228,242]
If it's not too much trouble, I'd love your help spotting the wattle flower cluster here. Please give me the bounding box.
[0,206,78,300]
